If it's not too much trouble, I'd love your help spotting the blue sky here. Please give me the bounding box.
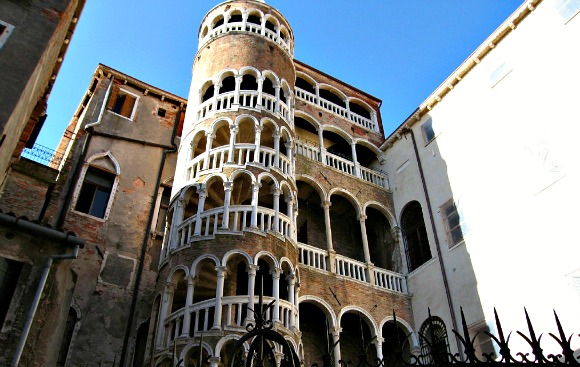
[38,0,522,149]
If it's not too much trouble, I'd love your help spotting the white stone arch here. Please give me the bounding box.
[178,183,202,202]
[262,69,281,86]
[318,83,348,102]
[70,150,120,221]
[279,78,292,102]
[214,334,249,359]
[216,68,238,84]
[284,335,299,357]
[221,249,253,267]
[279,257,295,274]
[209,116,234,133]
[153,354,173,367]
[200,172,229,188]
[166,265,191,282]
[352,138,382,157]
[279,180,295,199]
[198,78,216,103]
[348,97,374,114]
[234,113,260,128]
[179,340,214,366]
[263,13,281,30]
[238,65,261,78]
[321,125,354,145]
[294,110,322,131]
[224,7,244,24]
[295,71,317,89]
[279,25,291,41]
[338,305,380,339]
[228,168,258,184]
[257,172,280,189]
[379,315,419,350]
[295,175,326,205]
[191,254,221,278]
[210,12,225,29]
[362,201,397,226]
[327,188,362,217]
[280,125,293,142]
[59,301,82,367]
[297,295,339,328]
[253,251,279,268]
[246,8,265,25]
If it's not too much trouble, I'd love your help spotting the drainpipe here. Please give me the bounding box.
[0,214,87,366]
[55,76,114,228]
[11,245,80,367]
[403,127,462,359]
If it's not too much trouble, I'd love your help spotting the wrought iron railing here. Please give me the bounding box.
[21,144,63,167]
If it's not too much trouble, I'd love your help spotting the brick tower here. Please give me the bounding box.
[150,1,412,366]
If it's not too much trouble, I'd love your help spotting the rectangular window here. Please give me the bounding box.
[421,118,435,144]
[155,186,171,232]
[556,0,580,22]
[0,20,15,49]
[0,257,23,328]
[107,86,138,120]
[75,167,115,218]
[441,199,467,247]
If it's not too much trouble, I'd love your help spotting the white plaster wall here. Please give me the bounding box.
[385,0,580,355]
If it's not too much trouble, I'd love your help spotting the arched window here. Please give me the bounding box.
[56,307,80,366]
[240,74,258,91]
[419,316,449,364]
[401,201,432,272]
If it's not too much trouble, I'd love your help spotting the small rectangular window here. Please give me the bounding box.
[0,257,23,328]
[0,20,15,49]
[75,167,115,218]
[421,118,435,143]
[157,108,166,117]
[107,86,138,120]
[441,199,467,247]
[556,0,580,22]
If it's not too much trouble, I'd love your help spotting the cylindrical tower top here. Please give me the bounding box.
[197,0,294,57]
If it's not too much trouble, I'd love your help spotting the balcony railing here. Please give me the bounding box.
[166,205,292,256]
[197,90,291,126]
[186,144,292,182]
[162,296,295,348]
[21,144,64,168]
[295,87,379,132]
[294,139,389,189]
[298,242,407,294]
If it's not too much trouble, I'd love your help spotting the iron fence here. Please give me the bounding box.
[21,144,64,167]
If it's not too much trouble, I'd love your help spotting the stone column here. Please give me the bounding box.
[256,75,265,109]
[274,82,281,113]
[273,130,281,167]
[212,266,227,330]
[253,125,262,163]
[374,337,384,362]
[221,181,233,229]
[209,81,219,114]
[194,189,207,236]
[318,129,326,163]
[286,273,295,329]
[234,75,243,106]
[246,264,258,323]
[358,214,371,263]
[156,282,173,348]
[170,198,185,249]
[285,140,294,176]
[227,126,238,163]
[250,182,261,228]
[180,276,195,337]
[271,268,281,322]
[203,132,215,170]
[209,356,221,367]
[331,326,342,367]
[322,200,336,273]
[351,141,361,177]
[272,187,280,233]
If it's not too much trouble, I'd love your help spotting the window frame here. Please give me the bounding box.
[421,118,436,144]
[555,0,580,23]
[0,20,15,49]
[107,86,139,121]
[441,199,466,248]
[401,201,432,272]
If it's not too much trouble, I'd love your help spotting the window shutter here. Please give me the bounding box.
[107,84,120,110]
[120,94,136,118]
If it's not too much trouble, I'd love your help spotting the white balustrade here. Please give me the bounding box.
[294,87,379,132]
[239,90,259,109]
[298,243,328,271]
[325,153,355,176]
[373,268,407,294]
[359,165,389,189]
[335,254,368,283]
[294,139,320,161]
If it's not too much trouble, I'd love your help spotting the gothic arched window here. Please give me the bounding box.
[419,316,449,364]
[401,201,432,272]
